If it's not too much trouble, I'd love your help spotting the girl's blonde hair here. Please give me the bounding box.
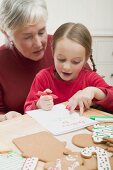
[53,23,92,60]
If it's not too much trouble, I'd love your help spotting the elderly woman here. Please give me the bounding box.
[0,0,95,121]
[0,0,54,121]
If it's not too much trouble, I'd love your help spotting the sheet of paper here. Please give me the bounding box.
[27,104,97,135]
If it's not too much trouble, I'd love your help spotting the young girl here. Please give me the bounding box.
[24,23,113,114]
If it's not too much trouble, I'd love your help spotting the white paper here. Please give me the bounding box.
[27,104,97,135]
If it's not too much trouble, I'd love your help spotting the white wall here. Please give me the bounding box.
[46,0,113,35]
[0,0,113,45]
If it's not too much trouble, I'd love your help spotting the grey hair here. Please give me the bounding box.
[0,0,48,36]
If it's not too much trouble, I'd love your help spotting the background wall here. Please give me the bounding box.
[0,0,113,45]
[46,0,113,35]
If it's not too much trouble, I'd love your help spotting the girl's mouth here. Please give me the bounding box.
[62,72,72,76]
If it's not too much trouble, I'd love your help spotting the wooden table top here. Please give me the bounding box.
[0,108,112,169]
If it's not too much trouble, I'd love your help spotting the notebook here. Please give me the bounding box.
[27,103,97,135]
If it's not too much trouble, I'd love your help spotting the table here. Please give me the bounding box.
[0,108,112,169]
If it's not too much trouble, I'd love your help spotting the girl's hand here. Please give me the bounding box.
[36,89,54,110]
[36,95,54,110]
[68,87,95,114]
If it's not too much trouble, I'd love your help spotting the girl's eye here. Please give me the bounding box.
[57,58,65,62]
[72,61,81,64]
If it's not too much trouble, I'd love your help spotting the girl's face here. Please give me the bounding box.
[54,38,86,81]
[12,17,47,61]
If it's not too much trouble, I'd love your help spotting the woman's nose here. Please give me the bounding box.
[33,36,42,47]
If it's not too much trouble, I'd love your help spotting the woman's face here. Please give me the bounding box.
[12,17,47,61]
[54,38,86,81]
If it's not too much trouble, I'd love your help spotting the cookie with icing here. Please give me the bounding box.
[91,124,113,152]
[44,152,84,170]
[44,151,99,170]
[87,122,113,132]
[81,146,111,170]
[92,124,113,144]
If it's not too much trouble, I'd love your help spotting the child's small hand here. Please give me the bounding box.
[36,89,54,110]
[36,95,54,110]
[68,87,95,114]
[37,89,52,96]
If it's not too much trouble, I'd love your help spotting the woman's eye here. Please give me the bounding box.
[39,31,44,35]
[24,36,33,39]
[38,29,46,36]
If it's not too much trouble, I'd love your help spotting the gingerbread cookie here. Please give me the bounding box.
[104,138,113,144]
[91,124,113,152]
[92,124,113,144]
[82,156,97,170]
[44,152,84,170]
[103,137,113,152]
[87,122,113,132]
[13,131,70,162]
[44,151,99,170]
[109,156,113,170]
[81,146,111,170]
[72,134,108,149]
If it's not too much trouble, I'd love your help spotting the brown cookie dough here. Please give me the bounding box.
[13,131,70,162]
[82,156,97,170]
[109,156,113,170]
[105,138,113,144]
[72,134,108,149]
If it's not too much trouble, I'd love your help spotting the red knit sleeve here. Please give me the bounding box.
[0,84,6,114]
[87,71,113,112]
[94,87,113,112]
[24,69,50,112]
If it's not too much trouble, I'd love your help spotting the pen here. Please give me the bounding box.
[90,116,113,122]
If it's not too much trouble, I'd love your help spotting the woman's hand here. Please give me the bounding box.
[0,111,22,121]
[36,89,54,110]
[5,111,22,120]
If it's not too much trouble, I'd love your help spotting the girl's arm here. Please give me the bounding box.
[68,86,106,114]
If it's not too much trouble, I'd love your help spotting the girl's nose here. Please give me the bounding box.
[63,62,71,71]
